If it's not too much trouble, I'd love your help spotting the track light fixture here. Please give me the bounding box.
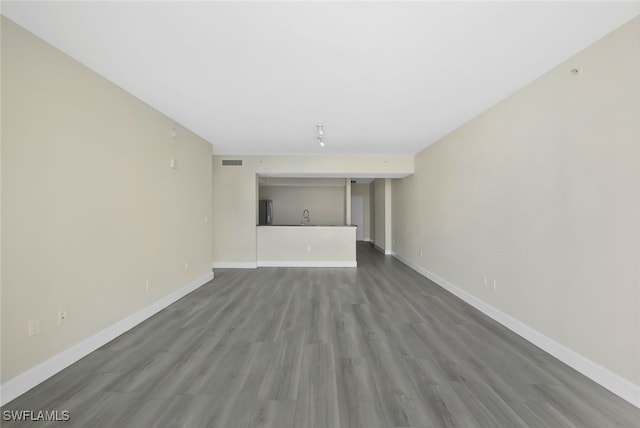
[317,123,325,147]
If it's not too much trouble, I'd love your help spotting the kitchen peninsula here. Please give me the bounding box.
[256,224,357,267]
[256,177,357,267]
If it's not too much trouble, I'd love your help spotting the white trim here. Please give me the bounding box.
[373,244,393,255]
[257,261,357,268]
[0,272,214,407]
[259,182,346,188]
[212,262,257,269]
[257,172,411,179]
[393,253,640,409]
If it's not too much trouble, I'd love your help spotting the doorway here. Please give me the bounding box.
[351,194,365,241]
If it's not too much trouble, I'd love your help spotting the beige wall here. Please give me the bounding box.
[259,185,345,225]
[0,16,4,383]
[344,179,351,225]
[212,155,413,265]
[374,179,386,250]
[392,17,640,385]
[374,178,392,252]
[248,155,414,177]
[370,183,376,242]
[1,18,213,382]
[351,183,373,241]
[212,157,256,265]
[384,179,392,250]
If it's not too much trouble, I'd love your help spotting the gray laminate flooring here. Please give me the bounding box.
[3,242,639,427]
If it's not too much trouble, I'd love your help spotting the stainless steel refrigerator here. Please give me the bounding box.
[258,199,273,225]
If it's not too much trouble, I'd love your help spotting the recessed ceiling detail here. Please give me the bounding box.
[2,2,638,155]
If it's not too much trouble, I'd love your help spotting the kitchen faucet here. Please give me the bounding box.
[302,209,310,224]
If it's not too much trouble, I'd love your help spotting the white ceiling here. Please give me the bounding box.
[2,1,638,155]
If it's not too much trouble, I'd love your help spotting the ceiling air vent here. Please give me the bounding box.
[221,159,243,167]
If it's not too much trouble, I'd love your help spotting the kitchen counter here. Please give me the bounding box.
[257,224,357,227]
[256,224,357,267]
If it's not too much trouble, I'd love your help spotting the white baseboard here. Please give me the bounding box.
[373,244,394,255]
[0,272,214,407]
[393,253,640,409]
[257,261,357,268]
[212,262,257,269]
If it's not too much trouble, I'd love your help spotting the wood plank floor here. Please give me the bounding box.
[3,242,639,427]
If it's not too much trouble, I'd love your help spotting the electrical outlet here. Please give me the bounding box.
[492,280,497,291]
[306,245,312,252]
[483,276,488,287]
[58,309,68,325]
[28,319,40,336]
[146,280,150,291]
[419,250,423,257]
[184,262,189,271]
